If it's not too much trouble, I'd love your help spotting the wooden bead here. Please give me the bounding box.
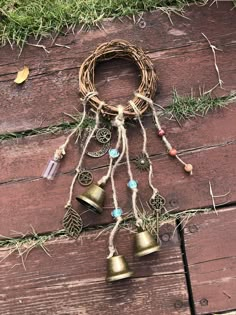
[184,164,193,173]
[158,129,165,137]
[168,148,177,156]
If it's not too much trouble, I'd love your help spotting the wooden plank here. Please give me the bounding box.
[1,102,236,184]
[0,224,190,315]
[1,2,235,72]
[0,3,235,133]
[183,207,236,315]
[0,140,235,238]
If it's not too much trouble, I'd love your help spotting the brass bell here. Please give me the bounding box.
[76,183,105,214]
[135,230,160,257]
[106,255,133,282]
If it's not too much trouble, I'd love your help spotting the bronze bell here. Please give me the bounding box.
[135,230,160,257]
[76,183,105,214]
[106,255,133,282]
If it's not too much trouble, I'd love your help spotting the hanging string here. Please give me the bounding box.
[54,91,98,161]
[65,97,103,208]
[135,92,193,175]
[107,217,123,259]
[107,106,126,258]
[97,125,122,186]
[129,100,158,199]
[122,125,142,227]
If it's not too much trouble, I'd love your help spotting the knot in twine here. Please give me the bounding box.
[54,147,66,161]
[112,105,125,128]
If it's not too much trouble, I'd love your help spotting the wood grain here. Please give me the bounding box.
[0,3,235,133]
[0,224,190,315]
[0,3,236,314]
[0,140,235,238]
[183,207,236,315]
[1,102,236,184]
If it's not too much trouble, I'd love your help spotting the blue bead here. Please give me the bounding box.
[109,148,119,158]
[127,180,138,189]
[111,208,123,218]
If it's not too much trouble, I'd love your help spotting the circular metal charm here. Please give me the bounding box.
[134,153,150,171]
[96,128,111,144]
[149,193,166,212]
[78,170,93,186]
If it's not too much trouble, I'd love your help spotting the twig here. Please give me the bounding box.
[202,33,223,89]
[55,43,71,49]
[209,181,218,214]
[26,42,51,54]
[209,181,231,215]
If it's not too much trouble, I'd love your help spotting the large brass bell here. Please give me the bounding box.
[135,230,160,257]
[76,183,105,214]
[106,255,133,282]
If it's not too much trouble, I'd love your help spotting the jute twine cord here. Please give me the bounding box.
[135,92,193,175]
[79,40,157,118]
[129,100,158,199]
[107,106,126,258]
[123,125,142,227]
[97,110,123,186]
[65,97,103,208]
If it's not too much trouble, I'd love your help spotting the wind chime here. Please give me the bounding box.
[43,40,193,282]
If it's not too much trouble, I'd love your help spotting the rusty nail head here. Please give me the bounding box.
[200,298,208,306]
[138,20,146,29]
[161,233,170,242]
[174,300,183,309]
[189,224,198,233]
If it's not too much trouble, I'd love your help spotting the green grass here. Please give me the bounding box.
[0,0,205,47]
[0,113,97,142]
[0,121,77,142]
[165,89,236,121]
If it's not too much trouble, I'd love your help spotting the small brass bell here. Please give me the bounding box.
[106,255,133,282]
[76,183,105,214]
[135,230,160,257]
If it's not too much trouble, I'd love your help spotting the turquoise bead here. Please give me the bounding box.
[111,208,123,218]
[127,179,138,189]
[109,148,119,158]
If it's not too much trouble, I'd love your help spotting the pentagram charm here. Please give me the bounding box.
[78,169,93,186]
[149,193,166,212]
[134,153,150,171]
[96,128,111,144]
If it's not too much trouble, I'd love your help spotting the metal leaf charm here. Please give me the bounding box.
[63,206,83,238]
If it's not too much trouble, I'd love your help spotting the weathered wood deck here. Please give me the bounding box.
[0,2,235,314]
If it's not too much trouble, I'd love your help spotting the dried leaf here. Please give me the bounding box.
[63,206,83,238]
[14,66,29,84]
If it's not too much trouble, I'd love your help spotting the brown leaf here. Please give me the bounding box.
[14,66,29,84]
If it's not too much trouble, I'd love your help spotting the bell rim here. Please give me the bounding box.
[76,195,103,214]
[135,245,160,257]
[106,271,133,282]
